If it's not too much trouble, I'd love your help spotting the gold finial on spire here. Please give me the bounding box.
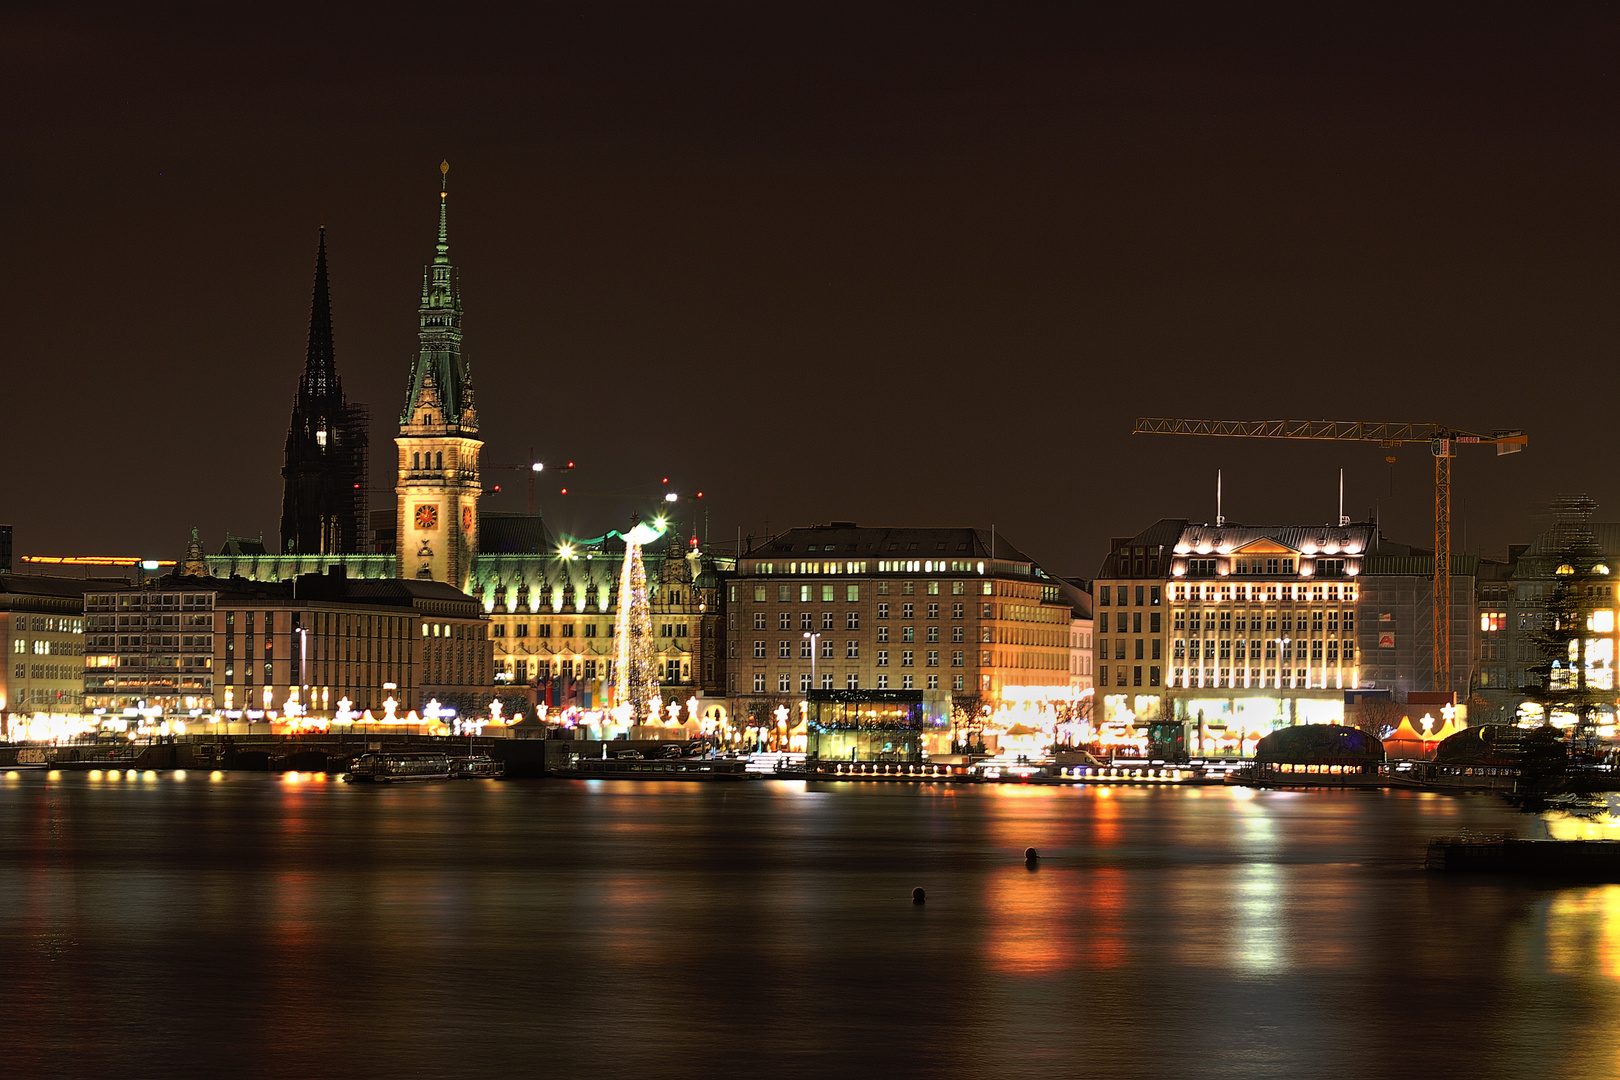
[440,160,449,196]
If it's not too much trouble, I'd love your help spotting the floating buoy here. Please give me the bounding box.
[912,887,926,904]
[1025,847,1040,862]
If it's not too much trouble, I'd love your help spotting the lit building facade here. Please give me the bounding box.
[477,526,729,711]
[1,575,88,714]
[1095,520,1373,750]
[1095,517,1488,750]
[84,586,216,717]
[724,524,1083,753]
[85,572,491,719]
[1472,515,1620,727]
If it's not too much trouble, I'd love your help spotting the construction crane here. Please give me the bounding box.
[482,448,575,516]
[1132,418,1528,694]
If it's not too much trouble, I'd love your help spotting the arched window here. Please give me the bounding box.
[412,452,420,470]
[436,451,444,470]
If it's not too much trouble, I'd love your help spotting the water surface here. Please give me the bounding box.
[0,772,1613,1079]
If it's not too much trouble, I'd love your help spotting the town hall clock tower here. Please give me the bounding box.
[396,161,482,590]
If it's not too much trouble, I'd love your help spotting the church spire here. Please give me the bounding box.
[303,226,337,402]
[281,228,370,556]
[401,159,474,432]
[435,159,450,266]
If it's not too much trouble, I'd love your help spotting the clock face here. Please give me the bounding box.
[415,504,439,530]
[462,505,474,533]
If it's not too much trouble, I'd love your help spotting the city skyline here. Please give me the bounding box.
[11,5,1618,578]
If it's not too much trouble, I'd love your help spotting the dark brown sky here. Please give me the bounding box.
[10,3,1619,578]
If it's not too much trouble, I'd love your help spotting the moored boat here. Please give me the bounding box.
[450,754,504,780]
[344,751,452,783]
[560,757,753,781]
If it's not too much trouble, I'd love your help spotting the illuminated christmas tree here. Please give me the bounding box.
[613,520,660,721]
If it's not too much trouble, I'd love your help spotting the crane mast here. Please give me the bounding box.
[1133,418,1526,695]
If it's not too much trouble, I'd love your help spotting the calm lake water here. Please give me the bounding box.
[1,771,1616,1079]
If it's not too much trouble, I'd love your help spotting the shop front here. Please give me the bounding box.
[806,690,928,762]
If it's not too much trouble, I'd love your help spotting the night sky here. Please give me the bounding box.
[11,3,1619,579]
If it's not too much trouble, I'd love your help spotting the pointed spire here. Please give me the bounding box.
[303,226,337,402]
[436,160,450,266]
[402,159,474,432]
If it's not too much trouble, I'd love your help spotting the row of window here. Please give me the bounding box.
[14,617,83,633]
[749,672,960,693]
[86,594,212,610]
[1170,669,1345,689]
[749,640,964,666]
[1173,610,1355,633]
[493,623,613,639]
[1173,639,1357,662]
[741,579,987,605]
[11,639,86,656]
[13,664,80,681]
[1173,583,1356,603]
[1098,585,1161,607]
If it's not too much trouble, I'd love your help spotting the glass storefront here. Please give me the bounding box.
[807,690,926,762]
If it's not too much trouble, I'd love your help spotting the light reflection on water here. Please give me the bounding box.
[3,775,1620,1078]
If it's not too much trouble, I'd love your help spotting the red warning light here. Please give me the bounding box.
[560,487,568,495]
[662,477,669,484]
[492,484,501,493]
[695,491,704,498]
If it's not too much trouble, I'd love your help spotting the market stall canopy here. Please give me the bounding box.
[1385,717,1427,760]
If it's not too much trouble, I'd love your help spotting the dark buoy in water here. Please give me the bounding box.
[912,887,926,905]
[1025,847,1040,862]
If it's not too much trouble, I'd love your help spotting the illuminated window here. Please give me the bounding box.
[1481,611,1506,632]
